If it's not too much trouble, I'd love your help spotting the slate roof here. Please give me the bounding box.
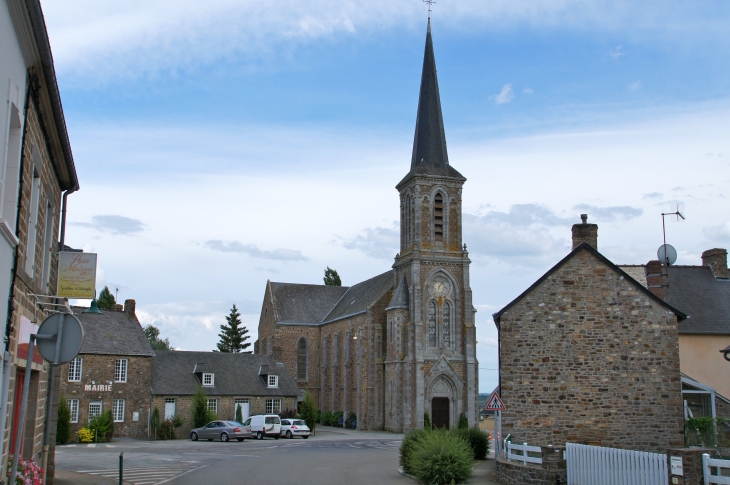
[322,270,394,323]
[71,306,154,357]
[386,275,409,310]
[398,20,464,188]
[493,243,687,326]
[663,266,730,335]
[152,351,298,397]
[269,282,349,323]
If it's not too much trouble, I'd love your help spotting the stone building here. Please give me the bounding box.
[493,216,687,453]
[57,301,154,438]
[151,351,298,437]
[255,20,479,433]
[1,0,79,480]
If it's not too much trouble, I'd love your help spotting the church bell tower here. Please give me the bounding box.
[383,19,478,433]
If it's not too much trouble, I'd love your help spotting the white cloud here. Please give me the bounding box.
[337,224,399,260]
[628,80,642,90]
[609,45,625,58]
[494,84,515,105]
[523,88,534,94]
[71,215,145,235]
[572,204,643,221]
[703,221,730,241]
[204,240,309,261]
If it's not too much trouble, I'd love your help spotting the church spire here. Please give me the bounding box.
[408,20,463,180]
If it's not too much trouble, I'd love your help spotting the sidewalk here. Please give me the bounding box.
[55,469,133,485]
[468,459,498,484]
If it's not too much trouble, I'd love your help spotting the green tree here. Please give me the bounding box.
[97,286,116,310]
[299,390,318,436]
[150,407,161,440]
[215,304,250,353]
[323,267,341,286]
[144,324,173,351]
[235,404,243,423]
[192,385,210,428]
[56,397,71,444]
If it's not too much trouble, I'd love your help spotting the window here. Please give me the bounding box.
[89,402,102,418]
[112,399,125,422]
[67,399,79,423]
[207,398,218,414]
[115,359,128,382]
[265,399,281,414]
[68,357,82,382]
[40,202,54,289]
[442,301,451,346]
[268,375,278,388]
[428,301,437,347]
[405,194,413,245]
[1,101,22,229]
[297,338,307,381]
[202,373,214,386]
[433,193,444,242]
[235,398,249,404]
[24,169,41,277]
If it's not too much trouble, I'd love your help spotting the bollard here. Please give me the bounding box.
[119,452,124,484]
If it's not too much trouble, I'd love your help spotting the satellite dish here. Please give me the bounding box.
[657,244,678,266]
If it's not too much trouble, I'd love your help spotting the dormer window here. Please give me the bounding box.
[202,373,214,386]
[268,375,278,388]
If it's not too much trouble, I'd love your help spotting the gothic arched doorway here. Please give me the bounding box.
[432,397,450,429]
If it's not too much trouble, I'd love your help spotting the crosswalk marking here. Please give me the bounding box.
[76,464,206,485]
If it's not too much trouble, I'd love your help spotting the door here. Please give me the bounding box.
[164,400,176,420]
[432,397,450,429]
[10,370,25,453]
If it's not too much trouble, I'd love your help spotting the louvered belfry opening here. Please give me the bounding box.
[434,193,444,242]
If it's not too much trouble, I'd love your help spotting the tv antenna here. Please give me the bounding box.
[423,0,435,20]
[659,203,685,266]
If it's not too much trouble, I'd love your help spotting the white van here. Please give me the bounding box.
[245,414,281,440]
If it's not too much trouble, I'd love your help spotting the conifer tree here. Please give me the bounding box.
[97,286,116,310]
[215,304,251,353]
[323,267,342,286]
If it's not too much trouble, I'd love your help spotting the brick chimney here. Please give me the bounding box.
[702,248,728,279]
[124,299,136,316]
[572,214,598,250]
[645,260,667,299]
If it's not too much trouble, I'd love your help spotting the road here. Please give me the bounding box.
[56,427,407,485]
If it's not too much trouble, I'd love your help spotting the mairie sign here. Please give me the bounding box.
[484,392,506,411]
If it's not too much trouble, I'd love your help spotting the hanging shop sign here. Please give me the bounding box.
[57,252,97,298]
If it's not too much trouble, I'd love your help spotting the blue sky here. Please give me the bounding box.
[43,0,730,393]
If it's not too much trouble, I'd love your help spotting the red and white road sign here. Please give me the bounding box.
[484,392,506,411]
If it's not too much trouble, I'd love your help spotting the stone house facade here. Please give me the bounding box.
[151,351,298,437]
[255,20,479,433]
[494,217,686,453]
[1,1,79,482]
[57,301,154,438]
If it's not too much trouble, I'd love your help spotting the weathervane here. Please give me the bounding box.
[423,0,435,20]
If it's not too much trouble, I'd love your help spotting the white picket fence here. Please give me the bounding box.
[703,454,730,485]
[505,441,542,466]
[566,442,667,485]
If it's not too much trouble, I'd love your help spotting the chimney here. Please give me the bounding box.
[124,299,136,316]
[646,260,667,299]
[571,214,598,250]
[702,248,728,279]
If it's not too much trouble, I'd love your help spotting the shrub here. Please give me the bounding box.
[458,413,468,429]
[279,408,298,418]
[333,410,344,427]
[454,427,490,460]
[88,410,114,442]
[159,415,184,440]
[410,430,473,485]
[78,427,93,443]
[151,407,161,440]
[399,428,431,474]
[299,391,318,435]
[345,413,357,429]
[321,410,334,426]
[235,404,243,423]
[192,385,210,428]
[8,457,43,484]
[57,397,71,444]
[424,412,431,430]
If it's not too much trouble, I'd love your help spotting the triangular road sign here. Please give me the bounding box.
[484,392,505,411]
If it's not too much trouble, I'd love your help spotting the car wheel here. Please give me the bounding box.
[286,431,292,439]
[257,431,263,440]
[190,432,198,441]
[274,435,280,440]
[221,433,229,442]
[303,435,309,439]
[237,438,244,442]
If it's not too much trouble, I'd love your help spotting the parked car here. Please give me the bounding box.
[189,420,252,442]
[245,414,281,440]
[280,419,310,439]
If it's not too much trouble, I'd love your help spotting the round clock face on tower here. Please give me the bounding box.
[429,280,450,298]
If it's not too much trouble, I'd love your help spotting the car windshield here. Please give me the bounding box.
[265,417,280,424]
[291,420,304,426]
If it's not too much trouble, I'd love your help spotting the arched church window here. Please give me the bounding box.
[442,301,451,346]
[297,338,308,380]
[428,301,437,347]
[406,195,412,245]
[434,193,444,242]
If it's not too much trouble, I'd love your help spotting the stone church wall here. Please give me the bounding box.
[499,250,684,453]
[274,324,321,405]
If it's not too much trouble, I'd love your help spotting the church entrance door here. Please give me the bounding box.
[432,397,449,429]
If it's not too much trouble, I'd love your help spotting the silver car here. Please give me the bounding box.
[190,420,252,442]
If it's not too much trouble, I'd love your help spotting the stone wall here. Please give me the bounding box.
[499,249,685,452]
[58,355,152,438]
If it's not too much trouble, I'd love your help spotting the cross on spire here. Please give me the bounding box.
[423,0,435,21]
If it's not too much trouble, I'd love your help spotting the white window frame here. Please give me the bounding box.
[67,399,79,423]
[114,359,128,383]
[202,373,214,386]
[265,398,281,414]
[112,399,125,422]
[207,398,218,414]
[89,401,102,418]
[267,375,278,388]
[68,357,82,382]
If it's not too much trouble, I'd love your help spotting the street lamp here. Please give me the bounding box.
[721,345,730,363]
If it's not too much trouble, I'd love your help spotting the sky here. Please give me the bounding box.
[42,0,730,393]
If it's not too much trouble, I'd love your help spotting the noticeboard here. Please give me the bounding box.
[56,252,97,299]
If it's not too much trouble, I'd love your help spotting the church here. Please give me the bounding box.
[254,20,479,432]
